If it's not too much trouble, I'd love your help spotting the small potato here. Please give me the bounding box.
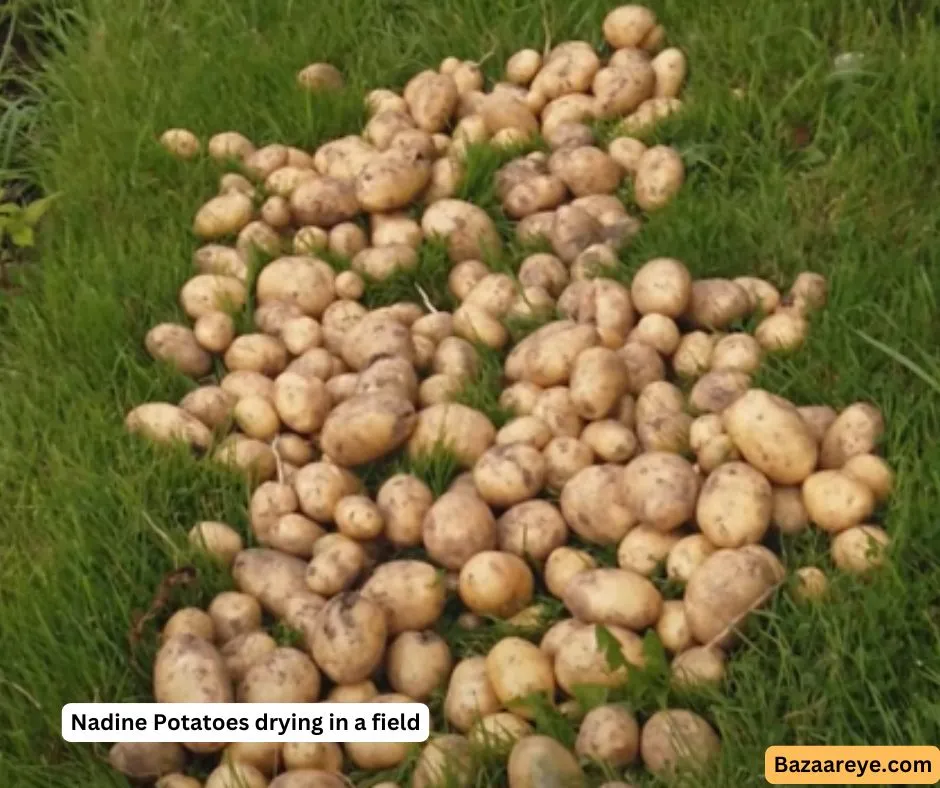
[688,370,751,415]
[193,192,254,240]
[755,312,808,351]
[549,146,623,197]
[208,592,262,643]
[569,347,629,420]
[208,131,254,162]
[405,71,459,132]
[793,566,829,602]
[408,403,496,467]
[603,6,657,48]
[355,354,418,404]
[469,713,533,753]
[193,243,248,281]
[293,225,329,254]
[109,742,187,782]
[327,680,379,703]
[282,742,343,772]
[372,213,423,248]
[819,403,885,469]
[500,382,543,417]
[444,656,502,732]
[593,64,655,119]
[310,592,388,684]
[225,334,288,377]
[220,631,278,683]
[205,761,268,788]
[545,122,595,151]
[802,470,875,534]
[255,301,304,336]
[496,500,568,562]
[361,559,446,633]
[623,452,698,532]
[673,331,715,378]
[257,257,336,318]
[376,474,434,548]
[459,551,534,617]
[266,513,323,558]
[797,405,838,443]
[651,48,687,98]
[289,176,359,228]
[497,416,554,449]
[842,454,893,502]
[319,392,417,467]
[191,312,236,356]
[146,323,212,378]
[473,443,545,507]
[550,204,604,264]
[480,91,540,137]
[508,736,585,788]
[340,312,415,372]
[788,271,828,312]
[671,646,726,688]
[506,49,543,85]
[617,524,681,576]
[619,342,666,394]
[486,637,555,718]
[269,770,347,788]
[180,274,247,320]
[232,547,308,619]
[629,314,680,356]
[159,127,202,160]
[540,618,586,659]
[125,402,212,450]
[249,482,298,542]
[328,222,368,258]
[553,623,645,694]
[687,279,751,330]
[683,547,782,646]
[561,465,636,545]
[434,336,478,378]
[580,420,637,462]
[505,321,600,386]
[640,709,720,777]
[608,136,647,176]
[162,608,214,643]
[236,219,281,259]
[634,145,684,211]
[533,44,601,102]
[770,486,809,535]
[293,461,361,522]
[544,546,598,600]
[297,62,343,91]
[387,631,453,700]
[238,646,320,703]
[722,389,819,483]
[281,316,322,356]
[423,490,497,569]
[305,533,365,596]
[356,149,432,213]
[233,395,279,441]
[576,705,640,766]
[543,436,594,490]
[412,735,473,788]
[711,333,762,373]
[334,495,384,541]
[154,633,233,704]
[696,462,772,547]
[452,303,509,349]
[213,435,277,481]
[656,600,693,653]
[666,534,716,583]
[563,568,662,630]
[189,521,243,566]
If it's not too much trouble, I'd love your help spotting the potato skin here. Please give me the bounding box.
[485,638,556,719]
[445,656,503,731]
[232,548,309,618]
[109,742,186,780]
[634,145,684,211]
[553,623,645,694]
[459,551,535,617]
[408,403,496,467]
[319,392,417,466]
[310,592,388,684]
[695,462,773,547]
[561,464,636,545]
[722,389,818,484]
[507,735,585,788]
[423,490,497,569]
[575,705,640,766]
[640,710,720,776]
[819,402,885,469]
[562,568,662,630]
[802,470,875,533]
[472,443,545,507]
[146,323,213,378]
[622,452,698,532]
[153,634,233,704]
[238,647,321,703]
[361,559,446,633]
[125,402,212,450]
[569,347,629,420]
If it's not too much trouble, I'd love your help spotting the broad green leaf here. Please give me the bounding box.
[10,225,34,247]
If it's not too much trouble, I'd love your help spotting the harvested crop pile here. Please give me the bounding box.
[117,5,894,786]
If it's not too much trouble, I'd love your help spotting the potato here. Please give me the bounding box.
[154,633,232,704]
[577,420,635,463]
[593,64,654,119]
[249,481,297,542]
[387,631,453,700]
[179,384,236,429]
[480,91,540,137]
[193,192,254,240]
[819,403,885,469]
[188,521,243,566]
[330,495,382,542]
[224,334,288,377]
[506,321,600,386]
[225,742,280,778]
[488,501,566,563]
[841,453,893,502]
[213,435,277,481]
[314,135,377,180]
[309,592,387,684]
[640,709,720,776]
[564,348,628,422]
[788,271,828,312]
[208,131,254,162]
[543,436,595,490]
[408,403,496,467]
[190,314,236,357]
[469,713,533,753]
[232,548,308,619]
[711,333,762,373]
[292,226,329,255]
[125,402,212,450]
[720,389,818,485]
[792,566,829,602]
[327,680,378,703]
[684,547,782,646]
[193,243,248,280]
[730,276,778,314]
[671,645,726,688]
[486,638,555,718]
[146,323,213,378]
[688,369,751,415]
[263,512,323,558]
[371,214,423,250]
[603,5,657,48]
[770,486,809,535]
[649,47,686,98]
[205,761,268,788]
[327,222,368,259]
[532,43,600,101]
[412,735,473,788]
[508,735,584,788]
[318,392,416,467]
[622,452,698,532]
[364,110,416,150]
[256,257,335,318]
[633,145,684,211]
[288,176,358,228]
[696,462,772,547]
[423,489,497,569]
[255,301,304,337]
[305,533,364,596]
[458,551,535,618]
[576,705,640,766]
[344,691,418,768]
[422,198,501,262]
[673,331,715,378]
[220,631,277,683]
[208,592,262,644]
[237,646,320,703]
[470,443,544,508]
[550,204,605,264]
[506,49,543,84]
[617,342,665,395]
[445,656,502,731]
[499,382,543,417]
[531,387,583,438]
[355,150,431,213]
[664,534,714,583]
[629,313,681,356]
[108,741,187,782]
[180,274,247,321]
[162,608,214,643]
[563,568,662,630]
[548,145,623,197]
[370,474,432,548]
[801,469,876,534]
[236,219,281,257]
[755,311,808,351]
[361,559,446,633]
[554,624,645,694]
[405,71,459,132]
[687,278,750,330]
[656,600,693,654]
[617,525,680,576]
[282,742,343,772]
[339,312,414,372]
[294,461,361,521]
[231,395,277,441]
[269,770,347,788]
[494,417,550,450]
[560,465,635,545]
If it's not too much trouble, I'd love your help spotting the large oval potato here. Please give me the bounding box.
[507,736,585,788]
[722,389,818,484]
[319,392,417,466]
[408,403,496,467]
[819,402,885,469]
[422,199,502,262]
[293,461,361,522]
[256,257,335,318]
[696,462,772,547]
[496,500,568,561]
[125,403,212,450]
[569,347,629,420]
[802,470,876,533]
[423,490,497,569]
[472,443,545,507]
[575,704,640,766]
[444,656,502,732]
[310,592,387,684]
[640,709,720,776]
[232,548,308,618]
[459,551,535,617]
[109,742,186,781]
[562,568,662,630]
[560,464,635,545]
[154,634,233,704]
[485,637,555,719]
[622,452,698,531]
[553,623,645,695]
[634,145,684,211]
[289,176,359,227]
[361,559,446,633]
[238,647,320,703]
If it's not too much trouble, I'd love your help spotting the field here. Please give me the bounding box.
[0,0,939,785]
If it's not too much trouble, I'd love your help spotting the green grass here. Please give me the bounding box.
[1,0,940,786]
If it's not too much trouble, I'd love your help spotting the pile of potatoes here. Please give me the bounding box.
[118,6,896,788]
